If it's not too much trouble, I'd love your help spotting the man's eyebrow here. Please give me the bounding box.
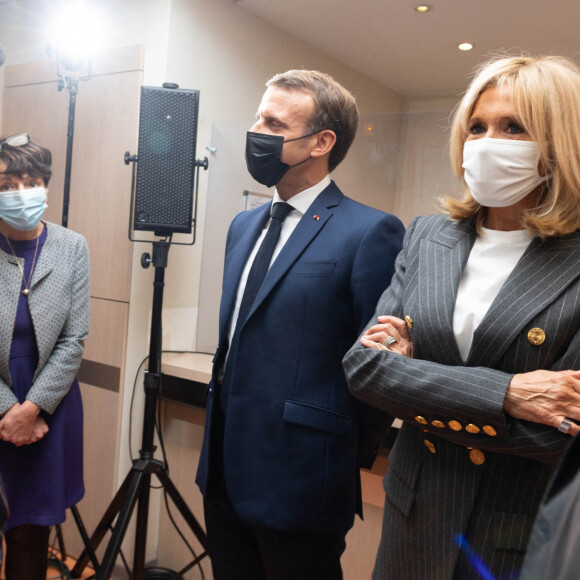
[264,113,289,129]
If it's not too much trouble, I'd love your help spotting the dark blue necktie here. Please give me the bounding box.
[219,202,292,412]
[235,202,292,328]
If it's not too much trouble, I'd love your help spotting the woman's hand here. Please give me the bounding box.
[360,315,413,358]
[504,369,580,436]
[0,401,48,446]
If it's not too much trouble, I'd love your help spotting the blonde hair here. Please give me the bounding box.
[445,55,580,238]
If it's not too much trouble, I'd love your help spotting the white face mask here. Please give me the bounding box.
[462,137,550,208]
[0,187,48,230]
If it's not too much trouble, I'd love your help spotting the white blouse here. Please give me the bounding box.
[453,226,532,361]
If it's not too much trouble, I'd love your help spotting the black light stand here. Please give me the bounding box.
[71,82,208,578]
[71,240,208,579]
[50,54,101,574]
[59,73,77,228]
[55,56,90,228]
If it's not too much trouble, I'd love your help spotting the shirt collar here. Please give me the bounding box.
[271,175,331,216]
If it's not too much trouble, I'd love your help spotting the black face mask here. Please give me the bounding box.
[245,131,315,187]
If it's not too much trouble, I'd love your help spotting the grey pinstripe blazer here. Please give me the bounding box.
[343,214,580,580]
[0,222,89,415]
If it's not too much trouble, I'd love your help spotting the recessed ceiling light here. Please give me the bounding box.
[414,4,432,13]
[458,43,474,51]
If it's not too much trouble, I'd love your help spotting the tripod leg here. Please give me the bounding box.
[96,464,149,580]
[153,463,208,551]
[71,470,133,577]
[70,505,100,573]
[55,524,66,560]
[132,468,152,579]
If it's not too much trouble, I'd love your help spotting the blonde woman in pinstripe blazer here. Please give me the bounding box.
[0,136,89,579]
[344,56,580,580]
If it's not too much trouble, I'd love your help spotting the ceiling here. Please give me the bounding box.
[237,0,580,97]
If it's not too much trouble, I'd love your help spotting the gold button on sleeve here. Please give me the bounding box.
[405,315,413,330]
[469,449,485,465]
[431,420,445,429]
[448,420,462,431]
[465,424,480,434]
[415,416,428,425]
[528,328,546,346]
[483,425,497,437]
[424,440,436,454]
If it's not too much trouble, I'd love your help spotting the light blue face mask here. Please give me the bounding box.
[0,187,48,231]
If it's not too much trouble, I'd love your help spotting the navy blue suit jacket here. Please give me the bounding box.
[196,181,404,533]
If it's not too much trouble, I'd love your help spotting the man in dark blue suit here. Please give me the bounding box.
[196,69,404,579]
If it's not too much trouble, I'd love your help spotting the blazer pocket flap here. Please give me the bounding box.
[290,260,336,275]
[492,511,535,552]
[383,467,415,517]
[283,400,351,438]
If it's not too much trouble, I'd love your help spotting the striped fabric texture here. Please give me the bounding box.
[343,214,580,580]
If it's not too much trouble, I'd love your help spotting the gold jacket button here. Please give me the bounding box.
[405,315,413,330]
[466,424,480,434]
[431,420,445,429]
[528,328,546,346]
[424,440,436,454]
[483,425,497,437]
[469,449,485,465]
[448,420,462,431]
[415,416,428,425]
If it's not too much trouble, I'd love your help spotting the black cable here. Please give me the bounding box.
[129,354,151,462]
[143,566,182,579]
[129,350,214,462]
[149,390,166,490]
[47,530,70,580]
[126,349,213,575]
[151,349,215,485]
[162,490,206,580]
[47,545,71,580]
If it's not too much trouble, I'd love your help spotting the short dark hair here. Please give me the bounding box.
[267,70,359,172]
[0,136,52,185]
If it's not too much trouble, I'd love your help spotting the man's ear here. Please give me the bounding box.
[310,130,337,159]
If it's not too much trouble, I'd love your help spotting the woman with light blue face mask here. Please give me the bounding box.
[343,55,580,580]
[0,135,89,579]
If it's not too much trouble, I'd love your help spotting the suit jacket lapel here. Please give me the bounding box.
[420,218,476,364]
[243,183,343,323]
[469,231,580,367]
[219,202,270,338]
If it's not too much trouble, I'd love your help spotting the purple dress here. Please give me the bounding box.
[0,229,84,530]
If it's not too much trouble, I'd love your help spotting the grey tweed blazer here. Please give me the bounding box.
[343,214,580,580]
[0,222,89,415]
